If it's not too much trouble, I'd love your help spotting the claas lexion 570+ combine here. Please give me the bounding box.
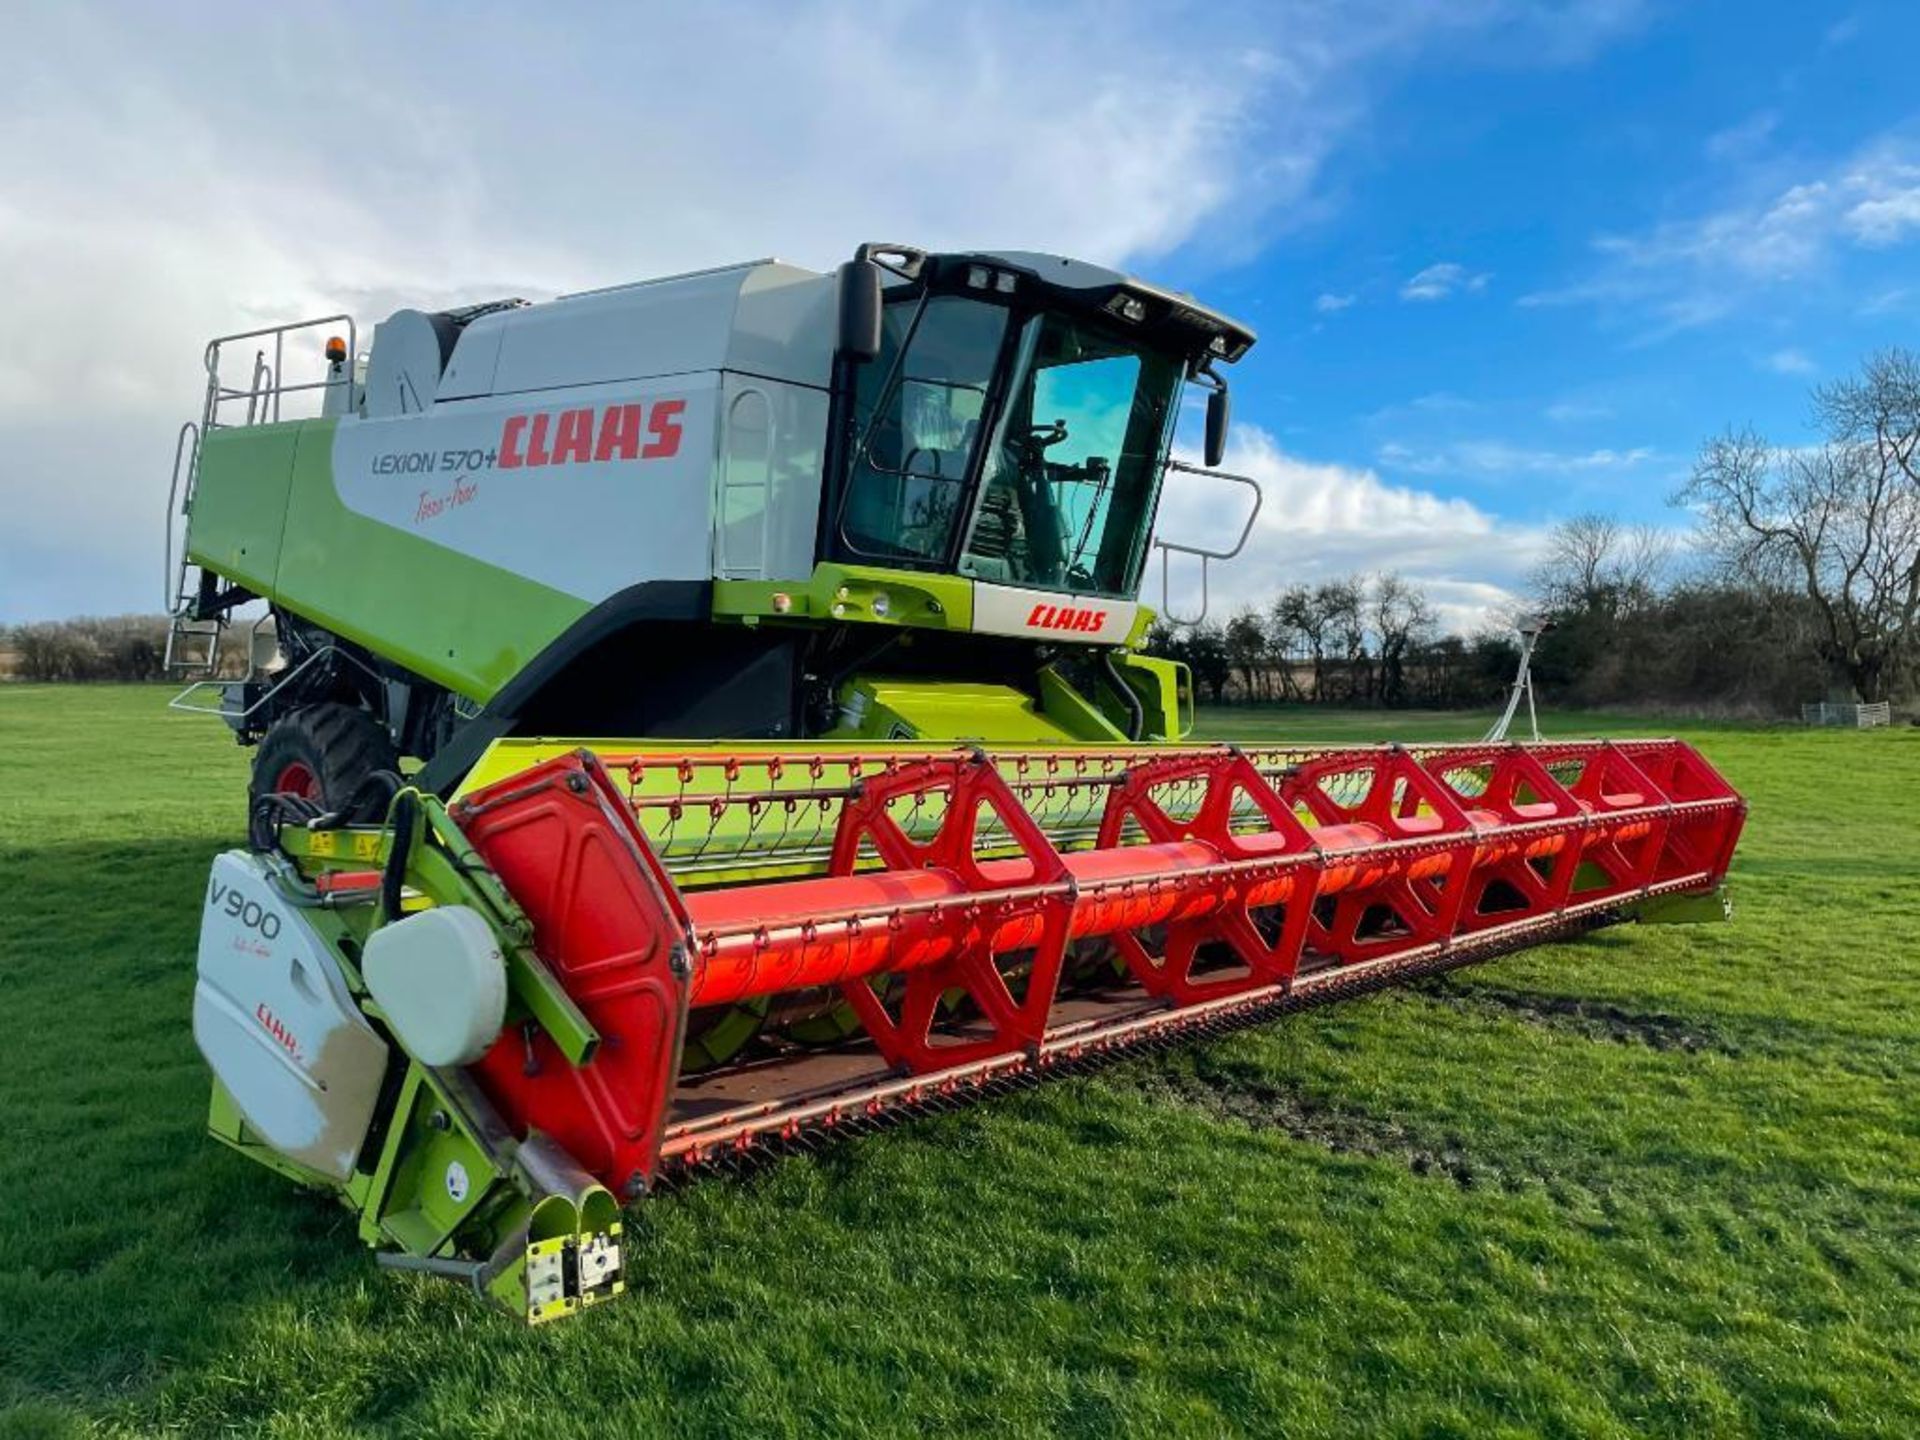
[165,243,1746,1321]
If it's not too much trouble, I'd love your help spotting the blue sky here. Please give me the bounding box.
[1171,0,1915,550]
[2,1,1914,629]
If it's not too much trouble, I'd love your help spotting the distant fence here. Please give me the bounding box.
[1801,701,1893,728]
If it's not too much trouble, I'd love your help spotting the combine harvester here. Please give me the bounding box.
[167,244,1746,1320]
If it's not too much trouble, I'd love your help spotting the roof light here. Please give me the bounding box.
[1208,334,1230,356]
[1106,294,1148,323]
[967,265,991,290]
[994,271,1018,294]
[324,336,348,363]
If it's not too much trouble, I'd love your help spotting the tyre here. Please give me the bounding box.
[250,702,400,812]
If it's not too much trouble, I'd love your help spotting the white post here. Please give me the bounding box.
[1486,617,1552,742]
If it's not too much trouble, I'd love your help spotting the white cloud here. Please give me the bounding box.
[1154,425,1544,632]
[1823,13,1863,48]
[1408,390,1475,413]
[1528,132,1920,336]
[1544,399,1613,422]
[1595,182,1833,281]
[1399,262,1490,301]
[1844,186,1920,247]
[0,0,1652,621]
[1376,439,1656,477]
[1314,291,1357,313]
[1763,348,1817,375]
[1363,391,1476,425]
[1704,110,1778,163]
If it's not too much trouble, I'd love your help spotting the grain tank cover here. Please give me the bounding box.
[434,260,838,403]
[362,309,459,419]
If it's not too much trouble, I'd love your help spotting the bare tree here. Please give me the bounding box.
[1615,523,1675,606]
[1317,578,1368,702]
[1271,585,1326,701]
[1370,572,1437,706]
[1533,513,1620,610]
[1679,348,1920,702]
[1224,608,1269,701]
[1183,620,1233,704]
[1534,513,1671,618]
[1262,596,1305,701]
[6,616,172,682]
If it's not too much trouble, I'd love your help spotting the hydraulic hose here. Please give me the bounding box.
[1102,647,1146,741]
[381,790,418,925]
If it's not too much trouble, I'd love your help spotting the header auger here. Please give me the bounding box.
[168,241,1746,1319]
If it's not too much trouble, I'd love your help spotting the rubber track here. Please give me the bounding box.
[648,911,1621,1193]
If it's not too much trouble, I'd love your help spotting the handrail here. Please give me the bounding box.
[167,312,361,680]
[201,313,357,430]
[1151,460,1263,626]
[164,420,201,610]
[169,642,378,721]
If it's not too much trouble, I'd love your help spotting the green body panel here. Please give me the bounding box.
[715,563,1164,650]
[714,563,974,632]
[184,424,305,594]
[190,418,592,700]
[1034,666,1128,742]
[835,676,1103,742]
[1110,652,1195,739]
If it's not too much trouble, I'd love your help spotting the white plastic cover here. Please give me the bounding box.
[970,582,1139,645]
[192,852,389,1181]
[361,906,508,1068]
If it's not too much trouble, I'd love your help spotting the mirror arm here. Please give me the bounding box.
[1195,358,1230,468]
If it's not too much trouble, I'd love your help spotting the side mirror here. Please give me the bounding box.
[837,260,883,363]
[1204,384,1230,468]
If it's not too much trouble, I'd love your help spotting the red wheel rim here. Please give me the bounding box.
[271,760,322,800]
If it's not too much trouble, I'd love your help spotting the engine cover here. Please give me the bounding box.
[192,852,388,1182]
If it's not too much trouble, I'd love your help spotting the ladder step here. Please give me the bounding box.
[165,613,224,678]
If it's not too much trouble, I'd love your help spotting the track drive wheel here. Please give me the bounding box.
[251,702,400,812]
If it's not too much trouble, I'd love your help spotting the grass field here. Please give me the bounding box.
[1,686,1917,1438]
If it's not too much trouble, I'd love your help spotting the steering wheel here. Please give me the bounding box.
[1026,419,1070,451]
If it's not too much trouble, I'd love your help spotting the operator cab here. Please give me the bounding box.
[826,247,1253,603]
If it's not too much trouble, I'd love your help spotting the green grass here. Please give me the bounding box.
[1,686,1917,1438]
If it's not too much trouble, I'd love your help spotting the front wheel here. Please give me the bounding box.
[250,703,400,815]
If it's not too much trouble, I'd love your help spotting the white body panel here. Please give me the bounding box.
[336,259,838,599]
[440,261,835,400]
[972,583,1138,645]
[328,255,1196,625]
[715,373,830,580]
[191,852,388,1182]
[333,376,722,599]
